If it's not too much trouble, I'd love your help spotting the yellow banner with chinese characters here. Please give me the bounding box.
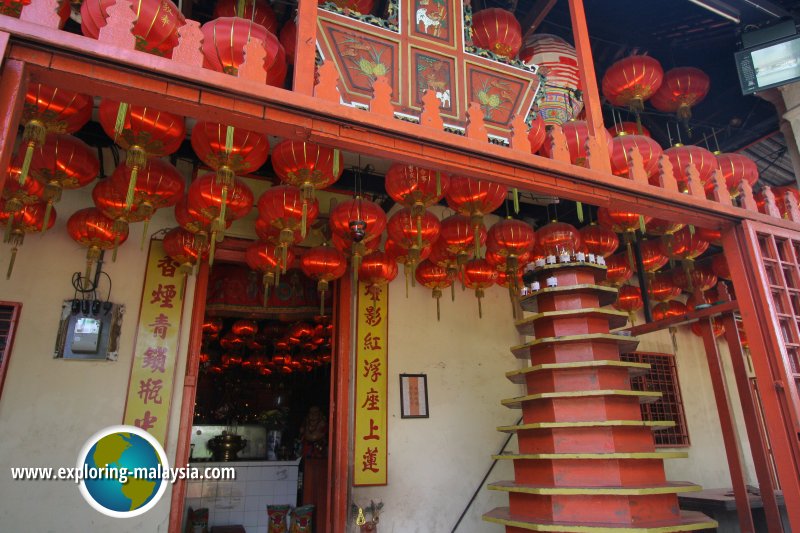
[122,239,186,447]
[353,280,388,486]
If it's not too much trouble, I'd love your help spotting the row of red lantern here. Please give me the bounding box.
[529,119,759,199]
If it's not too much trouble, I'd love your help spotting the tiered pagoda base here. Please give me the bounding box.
[483,263,716,532]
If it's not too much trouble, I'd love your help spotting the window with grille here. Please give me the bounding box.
[0,302,21,398]
[620,351,690,447]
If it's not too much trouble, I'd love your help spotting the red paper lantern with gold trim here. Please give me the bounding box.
[319,0,375,14]
[258,185,319,268]
[280,19,297,64]
[471,8,522,59]
[712,153,759,198]
[650,67,710,123]
[579,223,618,258]
[602,55,663,112]
[359,251,398,301]
[445,177,506,257]
[711,254,730,280]
[387,207,440,280]
[301,244,348,315]
[486,218,535,282]
[0,200,54,278]
[662,145,718,189]
[438,213,487,268]
[92,179,149,255]
[659,226,709,261]
[528,116,547,154]
[415,259,453,321]
[609,134,663,178]
[191,121,269,180]
[30,133,99,230]
[597,207,651,235]
[652,300,687,321]
[213,0,278,33]
[673,264,717,293]
[188,173,254,262]
[330,196,386,277]
[201,17,280,77]
[174,196,232,249]
[541,120,613,167]
[81,0,184,57]
[385,238,432,297]
[163,226,208,277]
[385,163,448,248]
[609,122,651,138]
[647,218,684,236]
[463,258,497,318]
[613,285,643,316]
[605,253,633,286]
[3,163,44,217]
[691,318,725,338]
[246,241,294,305]
[647,273,681,302]
[536,221,581,257]
[67,207,128,284]
[636,238,669,273]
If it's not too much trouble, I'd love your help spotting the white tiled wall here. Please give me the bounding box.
[185,461,299,533]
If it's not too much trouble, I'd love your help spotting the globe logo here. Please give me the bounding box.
[76,425,169,518]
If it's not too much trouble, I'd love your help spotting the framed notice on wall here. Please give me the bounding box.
[400,374,429,419]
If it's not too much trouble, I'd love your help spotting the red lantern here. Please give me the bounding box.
[16,84,93,187]
[609,134,663,178]
[659,226,709,261]
[770,186,800,218]
[246,241,294,305]
[2,164,44,219]
[711,255,730,280]
[579,223,618,258]
[319,0,374,14]
[232,319,258,337]
[266,41,289,87]
[0,200,54,278]
[163,227,208,277]
[213,0,278,33]
[650,67,710,123]
[258,185,319,268]
[191,121,270,181]
[605,253,633,286]
[691,318,725,338]
[415,259,453,321]
[602,55,663,112]
[201,17,281,77]
[67,207,128,284]
[385,164,448,245]
[81,0,184,57]
[188,173,254,262]
[541,120,613,167]
[673,264,717,293]
[608,122,651,138]
[280,19,297,64]
[710,153,758,198]
[536,221,581,257]
[647,273,681,302]
[359,251,398,301]
[202,317,223,337]
[300,244,348,315]
[646,218,684,236]
[386,238,433,298]
[652,300,688,321]
[174,196,232,252]
[98,100,185,212]
[634,239,668,273]
[330,196,387,277]
[463,258,497,318]
[661,145,718,189]
[613,285,643,317]
[694,227,722,246]
[387,207,441,274]
[30,134,99,230]
[528,116,547,154]
[471,8,522,59]
[438,213,487,269]
[92,179,148,254]
[446,177,506,257]
[486,218,535,281]
[597,207,650,235]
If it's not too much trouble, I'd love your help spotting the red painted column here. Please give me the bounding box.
[567,0,610,171]
[697,317,756,532]
[723,223,800,529]
[0,58,28,193]
[167,262,210,533]
[293,0,319,95]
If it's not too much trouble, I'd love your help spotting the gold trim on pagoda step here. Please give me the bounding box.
[516,308,630,335]
[532,262,608,273]
[486,480,704,496]
[493,451,689,460]
[482,508,718,532]
[505,359,650,384]
[511,333,639,359]
[501,389,662,409]
[496,420,676,433]
[520,284,619,311]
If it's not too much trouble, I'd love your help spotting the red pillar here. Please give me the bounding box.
[168,262,210,533]
[292,0,319,95]
[0,58,29,192]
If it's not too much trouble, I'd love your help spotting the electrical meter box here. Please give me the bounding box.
[54,300,125,360]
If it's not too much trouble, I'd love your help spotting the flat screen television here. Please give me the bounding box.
[735,33,800,95]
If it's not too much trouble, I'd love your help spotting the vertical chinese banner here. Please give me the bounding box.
[353,281,388,486]
[122,239,186,447]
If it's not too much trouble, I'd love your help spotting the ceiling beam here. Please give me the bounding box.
[521,0,558,41]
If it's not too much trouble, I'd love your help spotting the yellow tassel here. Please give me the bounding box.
[112,233,120,262]
[209,232,217,266]
[577,202,584,223]
[125,166,139,212]
[4,214,13,243]
[416,216,423,249]
[474,224,481,258]
[411,261,417,287]
[140,218,150,250]
[219,186,228,225]
[451,283,455,301]
[85,259,93,290]
[626,239,635,271]
[436,294,441,321]
[225,125,235,155]
[639,215,646,234]
[19,141,35,186]
[281,245,288,274]
[301,200,308,239]
[179,273,186,300]
[275,266,281,289]
[6,246,18,279]
[436,171,441,197]
[320,289,326,316]
[513,188,519,214]
[263,280,270,307]
[689,224,695,236]
[478,293,483,319]
[332,149,340,176]
[114,103,129,140]
[42,203,53,234]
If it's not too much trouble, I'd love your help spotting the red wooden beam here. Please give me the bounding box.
[293,0,318,95]
[718,312,785,532]
[697,317,756,533]
[723,223,800,529]
[0,58,27,194]
[625,301,738,336]
[168,262,209,533]
[520,0,557,40]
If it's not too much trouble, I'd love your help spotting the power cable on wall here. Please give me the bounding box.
[449,416,522,533]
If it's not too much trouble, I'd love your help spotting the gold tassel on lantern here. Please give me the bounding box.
[476,287,484,319]
[5,231,23,279]
[19,121,46,186]
[433,288,442,321]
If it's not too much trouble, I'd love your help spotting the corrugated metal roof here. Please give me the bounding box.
[741,132,797,188]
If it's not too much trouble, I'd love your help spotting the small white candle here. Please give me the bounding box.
[559,252,570,263]
[546,255,556,265]
[531,281,541,291]
[597,256,606,266]
[520,287,530,296]
[576,251,586,262]
[546,276,558,287]
[534,258,546,267]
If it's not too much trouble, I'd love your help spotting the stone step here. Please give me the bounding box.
[511,333,638,359]
[497,420,675,433]
[502,389,661,409]
[520,284,618,312]
[487,480,702,496]
[482,507,717,532]
[516,307,629,335]
[505,360,649,384]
